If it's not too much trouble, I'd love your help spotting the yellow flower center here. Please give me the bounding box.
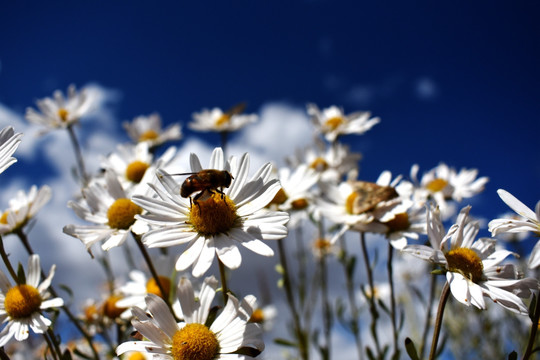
[107,198,143,230]
[0,211,8,224]
[426,178,448,193]
[127,352,146,360]
[58,108,69,122]
[267,188,288,207]
[138,129,159,142]
[249,308,265,323]
[291,198,309,210]
[384,213,410,232]
[310,157,329,172]
[84,303,99,322]
[146,276,171,300]
[171,323,219,360]
[313,238,332,256]
[345,191,359,215]
[4,284,42,319]
[102,295,126,319]
[324,116,344,130]
[125,161,150,183]
[445,247,484,283]
[215,114,231,127]
[189,192,237,236]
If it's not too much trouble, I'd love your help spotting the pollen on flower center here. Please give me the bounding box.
[445,247,484,283]
[138,129,159,142]
[267,188,288,207]
[125,160,150,183]
[0,211,8,224]
[291,198,309,210]
[4,284,42,319]
[127,352,146,360]
[310,157,329,172]
[250,308,265,323]
[215,114,231,127]
[58,108,69,122]
[426,178,448,193]
[146,276,171,299]
[189,192,237,236]
[107,198,143,230]
[384,212,410,232]
[324,116,344,130]
[171,323,219,360]
[102,295,126,319]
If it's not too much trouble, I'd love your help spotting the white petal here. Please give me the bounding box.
[447,272,471,307]
[497,189,537,221]
[215,235,242,270]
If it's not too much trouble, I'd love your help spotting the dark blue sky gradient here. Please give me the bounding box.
[1,0,539,220]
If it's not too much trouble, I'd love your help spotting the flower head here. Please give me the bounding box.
[488,189,540,268]
[123,113,182,148]
[0,255,64,346]
[0,127,22,175]
[403,205,538,314]
[25,85,97,131]
[189,104,257,133]
[133,148,289,277]
[307,103,380,142]
[63,170,147,251]
[0,185,52,235]
[116,276,264,359]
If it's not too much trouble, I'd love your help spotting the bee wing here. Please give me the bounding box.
[350,181,398,214]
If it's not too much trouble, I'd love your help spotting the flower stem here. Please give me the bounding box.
[387,243,399,359]
[0,236,18,282]
[319,252,332,360]
[522,289,540,360]
[277,238,309,360]
[218,258,229,305]
[420,269,437,359]
[429,281,450,360]
[66,124,89,187]
[360,232,382,356]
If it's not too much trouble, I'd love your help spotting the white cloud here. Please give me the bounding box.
[415,77,438,100]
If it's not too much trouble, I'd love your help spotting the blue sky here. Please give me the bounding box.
[0,1,539,358]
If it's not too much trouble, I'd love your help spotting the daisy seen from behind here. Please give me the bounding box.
[116,276,264,359]
[0,126,22,175]
[25,84,97,131]
[403,205,538,314]
[133,147,289,277]
[189,104,257,133]
[306,103,380,142]
[488,189,540,269]
[0,254,64,347]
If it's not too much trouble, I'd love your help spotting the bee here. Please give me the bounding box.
[349,181,399,214]
[163,169,233,209]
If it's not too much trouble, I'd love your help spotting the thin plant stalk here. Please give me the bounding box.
[218,258,229,305]
[66,124,89,187]
[387,243,399,359]
[339,236,364,360]
[277,238,309,360]
[420,270,438,359]
[522,289,540,360]
[0,236,18,282]
[359,232,382,356]
[429,281,450,360]
[319,251,332,360]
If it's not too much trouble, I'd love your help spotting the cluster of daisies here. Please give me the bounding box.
[0,83,537,360]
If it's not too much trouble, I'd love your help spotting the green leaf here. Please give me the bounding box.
[507,350,517,360]
[16,262,26,285]
[404,337,420,360]
[274,338,298,347]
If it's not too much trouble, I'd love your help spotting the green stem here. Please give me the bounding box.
[277,238,309,360]
[522,290,540,360]
[420,269,438,359]
[66,124,89,187]
[360,232,382,356]
[429,281,450,360]
[387,243,399,359]
[319,252,332,360]
[46,328,63,360]
[0,235,18,282]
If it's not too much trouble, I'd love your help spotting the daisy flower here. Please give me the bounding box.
[189,104,257,133]
[307,103,380,142]
[133,147,289,277]
[410,163,489,220]
[101,142,177,194]
[0,254,64,347]
[63,170,148,251]
[25,84,97,131]
[0,127,22,175]
[488,189,540,269]
[0,185,52,235]
[123,113,182,148]
[116,276,264,359]
[403,205,538,314]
